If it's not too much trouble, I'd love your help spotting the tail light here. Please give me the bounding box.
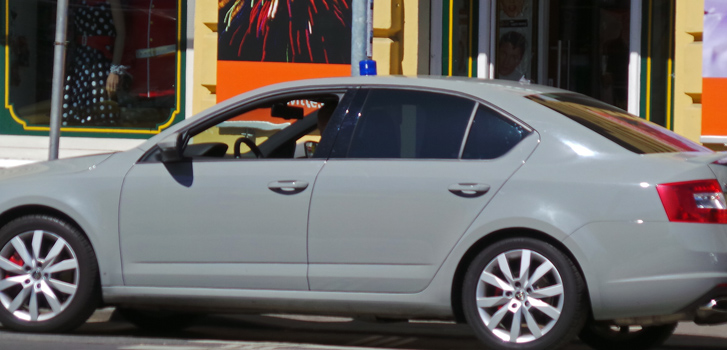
[656,180,727,223]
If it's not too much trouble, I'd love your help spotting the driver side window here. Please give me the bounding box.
[185,94,342,160]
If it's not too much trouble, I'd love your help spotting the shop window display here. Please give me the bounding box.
[5,0,181,133]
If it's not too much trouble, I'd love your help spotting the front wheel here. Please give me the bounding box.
[578,320,677,350]
[462,237,587,350]
[0,215,100,332]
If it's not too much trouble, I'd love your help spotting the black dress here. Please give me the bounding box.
[62,0,119,126]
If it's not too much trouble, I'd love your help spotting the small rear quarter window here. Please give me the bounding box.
[462,105,531,159]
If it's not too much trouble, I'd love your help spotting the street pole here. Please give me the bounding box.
[351,0,374,76]
[351,0,365,76]
[49,0,70,160]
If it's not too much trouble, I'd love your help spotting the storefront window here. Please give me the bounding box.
[4,0,184,136]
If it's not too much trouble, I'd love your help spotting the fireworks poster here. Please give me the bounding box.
[217,0,352,101]
[703,0,727,140]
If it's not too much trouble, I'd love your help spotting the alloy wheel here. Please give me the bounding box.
[0,230,79,322]
[476,248,565,343]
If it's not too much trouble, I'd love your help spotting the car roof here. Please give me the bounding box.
[258,75,567,97]
[208,76,571,120]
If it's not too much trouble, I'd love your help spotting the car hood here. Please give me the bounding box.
[0,153,116,182]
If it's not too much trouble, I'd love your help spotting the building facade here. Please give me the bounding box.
[0,0,715,161]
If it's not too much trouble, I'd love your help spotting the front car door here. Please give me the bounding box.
[307,88,540,292]
[118,90,351,290]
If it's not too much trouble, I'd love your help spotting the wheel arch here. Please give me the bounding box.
[449,227,590,323]
[0,205,86,237]
[0,205,103,331]
[0,206,102,276]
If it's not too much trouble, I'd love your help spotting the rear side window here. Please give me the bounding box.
[527,93,710,154]
[347,89,475,159]
[462,105,531,159]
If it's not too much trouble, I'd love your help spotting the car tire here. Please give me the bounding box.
[578,320,677,350]
[114,307,200,331]
[0,215,99,332]
[462,237,587,350]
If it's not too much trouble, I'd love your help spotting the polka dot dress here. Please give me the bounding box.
[63,0,118,126]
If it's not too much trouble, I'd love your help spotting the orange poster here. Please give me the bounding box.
[216,0,352,102]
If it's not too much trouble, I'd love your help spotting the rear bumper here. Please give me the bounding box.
[605,285,727,326]
[565,221,727,323]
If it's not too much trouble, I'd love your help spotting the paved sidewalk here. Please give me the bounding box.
[0,159,36,168]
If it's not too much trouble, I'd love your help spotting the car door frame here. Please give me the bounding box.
[117,87,358,290]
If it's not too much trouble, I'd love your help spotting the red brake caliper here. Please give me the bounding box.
[3,253,23,278]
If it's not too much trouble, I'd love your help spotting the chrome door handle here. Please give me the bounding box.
[268,180,309,194]
[448,183,490,197]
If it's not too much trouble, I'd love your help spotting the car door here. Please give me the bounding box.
[118,90,348,290]
[307,88,540,293]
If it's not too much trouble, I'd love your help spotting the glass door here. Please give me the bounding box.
[544,0,631,110]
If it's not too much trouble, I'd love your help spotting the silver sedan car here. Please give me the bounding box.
[0,76,726,350]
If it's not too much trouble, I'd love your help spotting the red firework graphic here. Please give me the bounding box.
[219,0,352,64]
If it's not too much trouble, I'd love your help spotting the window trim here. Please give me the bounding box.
[457,104,480,158]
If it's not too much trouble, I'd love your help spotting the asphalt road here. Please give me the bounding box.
[0,308,726,350]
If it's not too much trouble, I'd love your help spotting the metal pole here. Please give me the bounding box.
[351,0,366,76]
[49,0,70,160]
[365,0,373,59]
[627,0,642,116]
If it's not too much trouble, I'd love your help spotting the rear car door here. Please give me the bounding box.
[307,88,541,292]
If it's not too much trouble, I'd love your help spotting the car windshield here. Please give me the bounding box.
[527,93,710,154]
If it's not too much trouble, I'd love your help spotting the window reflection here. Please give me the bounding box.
[528,93,710,154]
[6,0,179,131]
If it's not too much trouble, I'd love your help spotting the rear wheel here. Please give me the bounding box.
[462,237,587,350]
[0,215,99,332]
[578,320,677,350]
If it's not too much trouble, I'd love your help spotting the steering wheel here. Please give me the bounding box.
[234,137,263,158]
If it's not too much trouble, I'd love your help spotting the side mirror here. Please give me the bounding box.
[158,132,184,163]
[304,141,319,158]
